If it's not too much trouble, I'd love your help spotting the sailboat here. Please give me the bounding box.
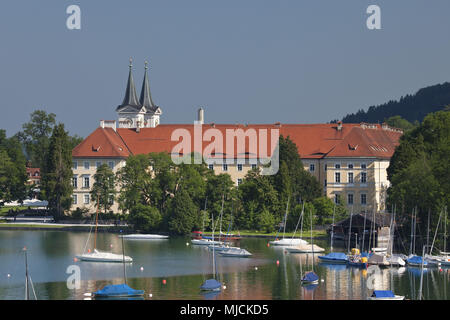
[286,204,324,253]
[91,230,144,299]
[200,213,222,292]
[76,196,132,263]
[270,197,308,246]
[192,197,223,246]
[318,204,348,264]
[23,247,37,300]
[300,210,319,285]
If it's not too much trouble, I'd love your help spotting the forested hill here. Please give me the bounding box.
[339,82,450,124]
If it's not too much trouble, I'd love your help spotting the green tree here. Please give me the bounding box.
[41,123,73,220]
[91,164,116,214]
[167,188,198,235]
[17,110,56,168]
[385,115,416,132]
[256,208,275,233]
[129,204,162,232]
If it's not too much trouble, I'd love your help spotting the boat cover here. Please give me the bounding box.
[93,284,144,297]
[369,254,388,264]
[372,290,395,298]
[407,256,427,265]
[319,252,348,261]
[200,279,222,291]
[302,271,319,282]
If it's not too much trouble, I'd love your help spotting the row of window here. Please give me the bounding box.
[335,193,367,205]
[333,172,367,184]
[309,163,367,172]
[72,176,90,189]
[73,161,115,170]
[72,194,114,205]
[208,164,257,172]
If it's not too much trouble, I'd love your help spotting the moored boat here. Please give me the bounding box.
[119,234,168,240]
[368,290,404,300]
[318,252,348,264]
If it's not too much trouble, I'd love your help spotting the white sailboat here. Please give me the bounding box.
[119,234,168,240]
[76,196,132,263]
[270,198,308,246]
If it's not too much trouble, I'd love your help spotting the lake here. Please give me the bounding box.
[0,229,449,300]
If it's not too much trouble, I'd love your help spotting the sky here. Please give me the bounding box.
[1,0,450,137]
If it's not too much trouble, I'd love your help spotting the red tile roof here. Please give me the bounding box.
[72,127,131,158]
[72,123,402,160]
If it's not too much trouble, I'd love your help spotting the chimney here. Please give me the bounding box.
[197,107,204,125]
[337,121,343,131]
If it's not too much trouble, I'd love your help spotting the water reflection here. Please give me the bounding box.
[0,230,449,300]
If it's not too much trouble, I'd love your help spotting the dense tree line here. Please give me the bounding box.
[336,82,450,125]
[90,135,348,235]
[387,110,449,251]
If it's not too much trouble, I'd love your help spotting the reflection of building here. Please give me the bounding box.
[72,61,402,214]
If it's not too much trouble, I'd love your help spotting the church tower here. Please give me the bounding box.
[116,59,162,129]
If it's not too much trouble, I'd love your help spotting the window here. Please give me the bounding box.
[108,161,114,170]
[309,164,315,172]
[348,194,354,205]
[72,194,77,204]
[361,193,367,205]
[361,163,367,169]
[361,172,367,183]
[348,163,353,169]
[72,161,78,170]
[72,177,78,188]
[324,179,327,186]
[83,176,90,188]
[348,172,354,184]
[335,172,341,183]
[334,194,340,204]
[335,164,340,169]
[223,164,228,171]
[251,164,257,170]
[237,179,242,186]
[96,161,102,168]
[208,164,214,170]
[84,194,90,204]
[237,164,243,171]
[84,161,90,170]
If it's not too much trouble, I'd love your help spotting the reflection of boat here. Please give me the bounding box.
[218,247,252,258]
[119,234,168,240]
[368,290,404,300]
[318,262,347,271]
[286,244,325,254]
[318,252,348,264]
[23,247,37,300]
[93,284,144,298]
[201,289,221,299]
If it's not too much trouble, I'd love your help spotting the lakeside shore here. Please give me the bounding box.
[0,222,328,239]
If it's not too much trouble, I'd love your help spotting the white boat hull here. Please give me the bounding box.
[286,244,325,254]
[119,234,168,240]
[76,249,133,263]
[269,238,308,246]
[218,248,252,257]
[191,239,223,246]
[368,295,404,300]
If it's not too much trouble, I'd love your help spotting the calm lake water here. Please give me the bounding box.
[0,230,449,300]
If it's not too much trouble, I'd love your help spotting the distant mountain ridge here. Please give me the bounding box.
[339,82,450,124]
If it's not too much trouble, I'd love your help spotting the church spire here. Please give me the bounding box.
[117,58,141,111]
[140,60,157,112]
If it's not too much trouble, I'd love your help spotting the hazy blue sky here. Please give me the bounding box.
[2,1,450,137]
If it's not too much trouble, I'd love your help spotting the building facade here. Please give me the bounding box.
[71,62,403,214]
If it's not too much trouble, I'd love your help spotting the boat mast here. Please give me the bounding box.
[121,230,127,284]
[94,194,100,250]
[310,209,314,272]
[347,206,353,254]
[283,196,290,240]
[330,204,336,252]
[219,193,224,241]
[361,208,367,253]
